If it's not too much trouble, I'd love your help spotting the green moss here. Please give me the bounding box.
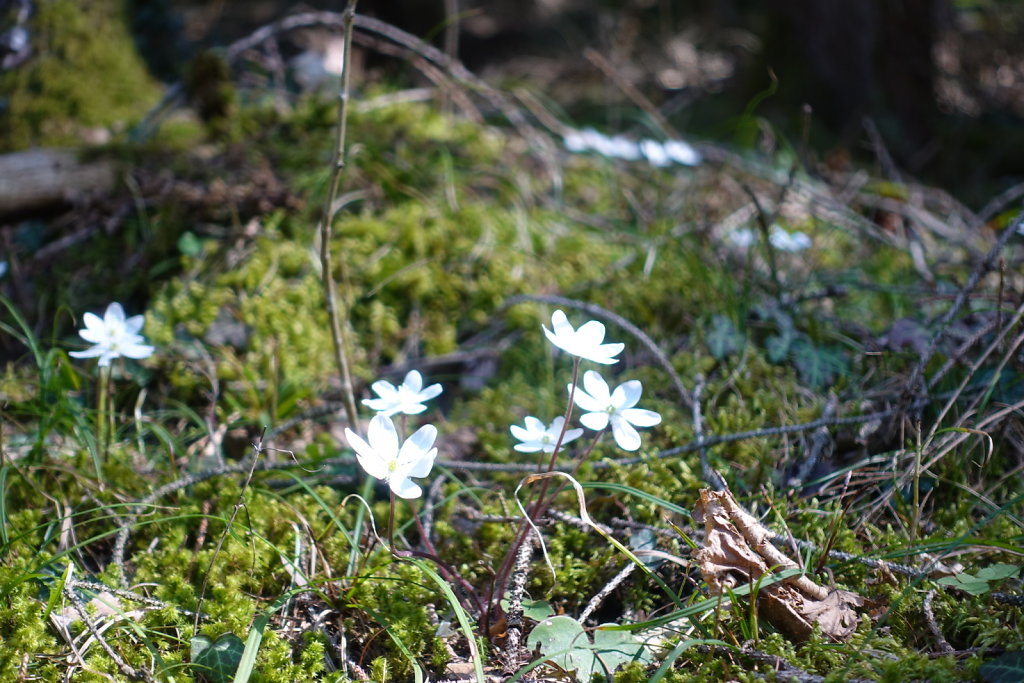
[0,0,160,150]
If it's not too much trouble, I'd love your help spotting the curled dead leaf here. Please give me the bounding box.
[694,488,868,642]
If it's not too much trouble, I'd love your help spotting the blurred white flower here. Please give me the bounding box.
[664,139,702,166]
[562,126,702,167]
[728,226,811,252]
[510,416,584,453]
[640,139,671,167]
[769,225,812,252]
[543,310,623,365]
[569,370,661,451]
[362,370,443,417]
[345,414,438,499]
[0,261,7,278]
[69,302,154,367]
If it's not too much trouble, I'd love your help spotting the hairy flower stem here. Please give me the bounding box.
[489,358,582,630]
[387,492,396,550]
[97,365,111,465]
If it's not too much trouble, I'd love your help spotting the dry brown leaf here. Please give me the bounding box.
[693,488,868,642]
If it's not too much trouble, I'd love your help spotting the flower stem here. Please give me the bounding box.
[98,365,111,462]
[387,491,396,551]
[489,358,583,629]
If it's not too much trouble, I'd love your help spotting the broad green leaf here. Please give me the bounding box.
[527,615,593,680]
[191,633,244,683]
[522,598,556,621]
[974,564,1020,583]
[981,651,1024,683]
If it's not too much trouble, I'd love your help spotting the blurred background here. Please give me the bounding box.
[3,0,1024,206]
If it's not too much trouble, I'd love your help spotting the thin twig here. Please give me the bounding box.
[317,0,360,428]
[62,573,156,683]
[922,590,955,655]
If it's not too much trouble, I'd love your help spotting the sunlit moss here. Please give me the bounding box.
[0,0,159,150]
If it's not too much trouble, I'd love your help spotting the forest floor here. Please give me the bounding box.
[1,9,1023,683]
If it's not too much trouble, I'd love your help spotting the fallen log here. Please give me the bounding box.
[0,147,116,218]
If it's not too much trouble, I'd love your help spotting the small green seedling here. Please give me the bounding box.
[936,563,1019,596]
[526,615,654,682]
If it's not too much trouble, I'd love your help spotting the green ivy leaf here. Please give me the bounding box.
[765,333,792,363]
[705,315,742,360]
[937,575,992,596]
[191,633,245,683]
[981,651,1024,683]
[527,616,654,681]
[974,564,1020,583]
[792,338,846,388]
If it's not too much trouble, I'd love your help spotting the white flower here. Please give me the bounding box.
[664,139,702,166]
[510,416,584,453]
[69,302,155,367]
[542,310,623,365]
[640,139,671,167]
[729,228,756,248]
[344,414,438,499]
[769,225,812,252]
[362,370,443,417]
[569,370,661,452]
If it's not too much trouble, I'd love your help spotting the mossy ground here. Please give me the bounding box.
[1,77,1022,682]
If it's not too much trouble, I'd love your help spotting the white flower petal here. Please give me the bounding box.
[78,328,109,344]
[119,342,155,360]
[367,415,399,461]
[575,320,607,347]
[370,380,399,399]
[510,424,533,442]
[345,428,390,480]
[401,424,437,463]
[514,442,543,453]
[612,380,642,410]
[403,370,424,392]
[580,411,609,431]
[419,383,443,400]
[390,476,422,499]
[561,427,585,445]
[620,408,662,427]
[523,416,546,435]
[582,371,611,403]
[104,302,126,326]
[570,385,606,413]
[361,398,398,416]
[125,314,146,335]
[69,346,104,359]
[81,312,104,333]
[610,417,642,451]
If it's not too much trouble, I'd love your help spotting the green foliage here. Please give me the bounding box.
[937,563,1020,596]
[191,632,245,682]
[526,615,654,681]
[0,0,159,150]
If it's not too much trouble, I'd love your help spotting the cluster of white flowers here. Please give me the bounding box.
[346,309,664,499]
[346,370,443,499]
[729,225,812,252]
[513,310,662,453]
[563,127,702,168]
[69,302,155,367]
